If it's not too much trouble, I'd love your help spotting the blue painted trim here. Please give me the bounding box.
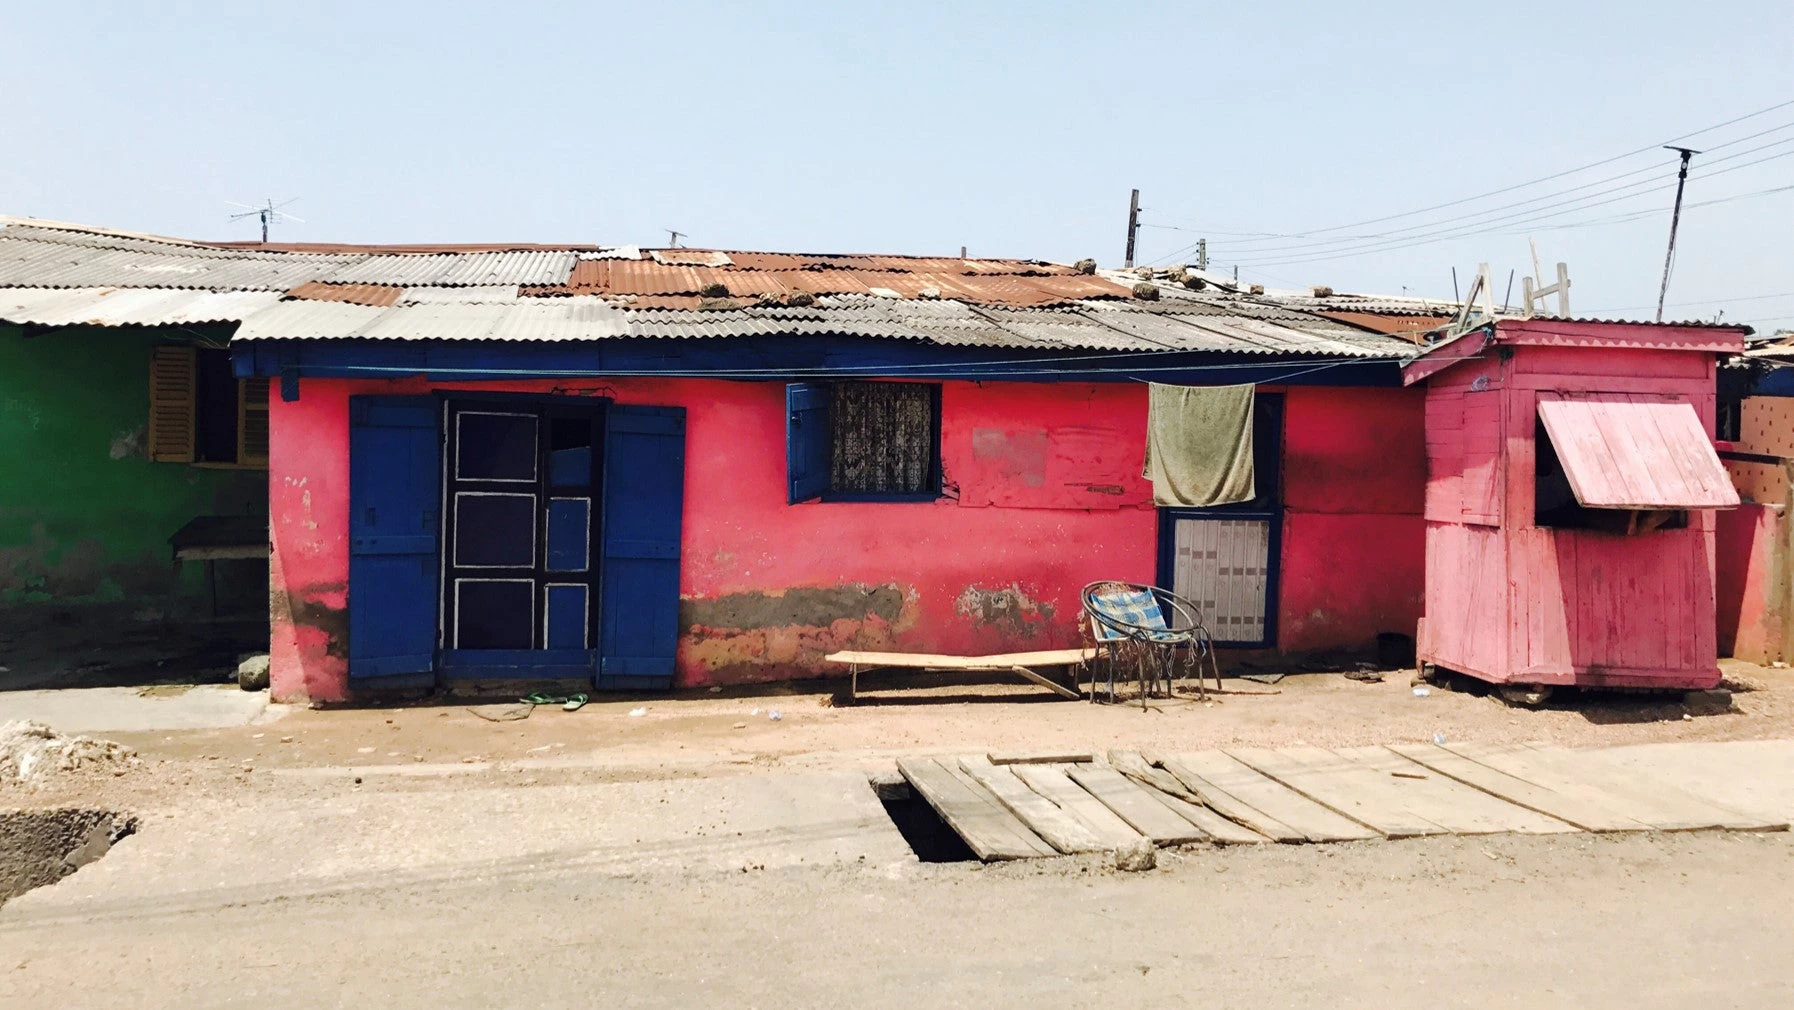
[351,653,437,679]
[233,337,1404,387]
[280,367,300,402]
[1155,509,1282,649]
[440,648,597,680]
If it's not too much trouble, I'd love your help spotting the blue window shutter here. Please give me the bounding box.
[348,396,441,683]
[787,382,830,503]
[598,404,686,690]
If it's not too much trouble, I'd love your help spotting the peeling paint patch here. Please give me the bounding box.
[954,583,1055,636]
[107,424,145,460]
[272,583,349,660]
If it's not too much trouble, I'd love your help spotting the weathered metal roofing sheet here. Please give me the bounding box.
[324,251,576,287]
[399,286,523,304]
[234,296,630,342]
[650,249,733,267]
[0,287,283,326]
[0,238,356,290]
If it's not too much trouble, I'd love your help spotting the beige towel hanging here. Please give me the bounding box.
[1142,382,1255,507]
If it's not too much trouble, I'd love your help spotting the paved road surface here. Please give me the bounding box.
[6,740,1794,1007]
[4,830,1791,1009]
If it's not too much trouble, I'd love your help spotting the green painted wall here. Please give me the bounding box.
[0,322,266,609]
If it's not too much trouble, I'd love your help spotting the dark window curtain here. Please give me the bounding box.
[193,346,240,463]
[830,383,934,494]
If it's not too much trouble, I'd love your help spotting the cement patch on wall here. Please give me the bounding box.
[681,583,916,684]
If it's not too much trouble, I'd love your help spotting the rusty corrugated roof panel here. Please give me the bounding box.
[540,260,1131,306]
[285,281,404,307]
[1319,310,1446,339]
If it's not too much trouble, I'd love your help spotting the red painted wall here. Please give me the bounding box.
[266,376,1426,702]
[1277,386,1426,653]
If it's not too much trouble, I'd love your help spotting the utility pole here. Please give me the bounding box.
[1656,146,1699,322]
[1123,189,1140,268]
[1196,238,1208,272]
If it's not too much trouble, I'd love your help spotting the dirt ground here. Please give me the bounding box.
[11,658,1794,813]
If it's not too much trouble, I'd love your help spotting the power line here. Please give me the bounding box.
[1148,96,1794,244]
[1219,145,1794,269]
[1585,290,1794,315]
[1212,125,1794,259]
[1488,182,1794,235]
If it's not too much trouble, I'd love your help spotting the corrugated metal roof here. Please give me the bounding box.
[1537,392,1739,509]
[285,281,404,307]
[226,291,1413,357]
[650,249,733,267]
[0,219,1417,359]
[399,285,523,304]
[234,296,630,342]
[0,237,357,290]
[323,251,576,287]
[543,260,1131,305]
[0,287,283,326]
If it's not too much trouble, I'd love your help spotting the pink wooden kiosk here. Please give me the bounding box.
[1403,318,1748,702]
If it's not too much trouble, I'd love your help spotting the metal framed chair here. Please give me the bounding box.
[1081,581,1223,706]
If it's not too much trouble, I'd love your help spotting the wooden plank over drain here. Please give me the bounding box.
[897,757,1056,860]
[1067,765,1210,844]
[1011,763,1144,848]
[1165,751,1379,842]
[1389,743,1650,833]
[1332,746,1576,835]
[1228,746,1446,839]
[958,756,1105,853]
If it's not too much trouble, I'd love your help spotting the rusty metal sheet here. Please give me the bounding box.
[284,281,403,307]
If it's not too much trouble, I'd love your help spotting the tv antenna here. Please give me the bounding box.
[228,198,303,243]
[666,229,686,247]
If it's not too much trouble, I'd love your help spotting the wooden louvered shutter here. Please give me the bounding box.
[238,377,271,466]
[148,345,197,463]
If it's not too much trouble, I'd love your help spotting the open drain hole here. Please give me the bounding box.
[875,785,976,863]
[0,808,136,905]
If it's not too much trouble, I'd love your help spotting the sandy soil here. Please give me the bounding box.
[11,658,1793,813]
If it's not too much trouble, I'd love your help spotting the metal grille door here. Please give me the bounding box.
[1172,518,1272,645]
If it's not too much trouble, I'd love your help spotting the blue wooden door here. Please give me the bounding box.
[598,405,686,690]
[348,396,441,684]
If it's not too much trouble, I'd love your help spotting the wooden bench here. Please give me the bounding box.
[825,648,1095,703]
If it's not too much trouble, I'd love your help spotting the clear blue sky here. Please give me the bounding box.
[4,2,1791,328]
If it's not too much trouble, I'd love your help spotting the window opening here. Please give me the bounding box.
[1534,420,1686,533]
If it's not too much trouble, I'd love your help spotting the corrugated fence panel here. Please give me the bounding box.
[1173,517,1271,644]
